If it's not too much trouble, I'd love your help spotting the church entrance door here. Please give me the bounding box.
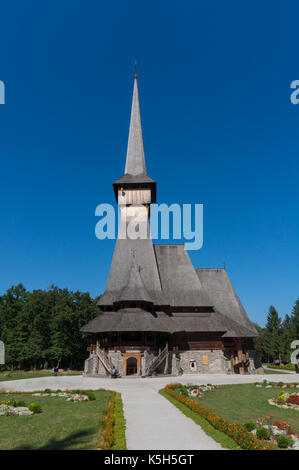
[126,357,138,375]
[122,353,142,376]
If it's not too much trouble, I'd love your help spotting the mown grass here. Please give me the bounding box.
[0,389,110,450]
[197,384,299,434]
[111,392,127,450]
[264,369,289,375]
[159,389,240,450]
[0,370,82,382]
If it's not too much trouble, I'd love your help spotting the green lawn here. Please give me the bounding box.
[264,369,288,375]
[0,370,82,382]
[197,384,299,434]
[0,389,110,450]
[160,389,239,450]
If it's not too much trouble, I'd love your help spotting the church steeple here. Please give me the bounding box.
[113,67,156,202]
[124,66,146,176]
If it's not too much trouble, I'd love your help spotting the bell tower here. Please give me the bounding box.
[98,67,168,310]
[113,66,156,220]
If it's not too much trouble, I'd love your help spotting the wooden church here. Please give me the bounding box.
[81,71,262,377]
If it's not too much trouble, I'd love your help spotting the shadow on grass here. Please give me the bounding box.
[12,428,95,450]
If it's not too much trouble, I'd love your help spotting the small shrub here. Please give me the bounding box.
[1,399,16,406]
[243,422,256,432]
[256,427,270,440]
[16,401,26,407]
[276,435,293,449]
[44,388,51,393]
[28,403,42,414]
[85,391,96,401]
[176,386,188,397]
[71,390,96,400]
[277,395,286,404]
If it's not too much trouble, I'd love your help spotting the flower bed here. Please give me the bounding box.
[94,391,127,450]
[0,404,33,416]
[0,399,42,416]
[95,391,116,450]
[268,390,299,411]
[31,389,95,402]
[188,384,220,398]
[255,380,298,389]
[248,416,299,449]
[163,384,277,450]
[287,396,299,406]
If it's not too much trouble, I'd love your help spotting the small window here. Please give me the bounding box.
[189,360,197,371]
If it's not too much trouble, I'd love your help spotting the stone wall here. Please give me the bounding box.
[83,351,109,377]
[247,350,264,375]
[83,348,262,376]
[177,349,226,374]
[108,351,123,375]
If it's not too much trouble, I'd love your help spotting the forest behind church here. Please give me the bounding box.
[0,283,298,370]
[0,284,99,370]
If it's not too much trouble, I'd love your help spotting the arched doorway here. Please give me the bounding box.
[122,353,142,376]
[126,357,138,375]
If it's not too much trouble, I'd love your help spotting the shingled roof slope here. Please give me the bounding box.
[97,229,168,307]
[196,268,258,337]
[154,244,213,307]
[81,308,171,333]
[118,259,153,304]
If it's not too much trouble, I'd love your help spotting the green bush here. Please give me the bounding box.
[85,391,96,401]
[276,435,293,449]
[72,390,96,400]
[16,401,26,407]
[267,363,295,371]
[1,399,16,406]
[44,388,51,393]
[176,386,188,397]
[28,403,42,414]
[243,422,256,432]
[256,427,270,440]
[277,395,286,404]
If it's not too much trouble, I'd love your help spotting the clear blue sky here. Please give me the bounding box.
[0,1,298,326]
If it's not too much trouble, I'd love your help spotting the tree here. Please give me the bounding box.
[281,314,295,363]
[291,298,299,338]
[0,284,99,370]
[263,306,283,363]
[253,323,265,361]
[0,284,30,369]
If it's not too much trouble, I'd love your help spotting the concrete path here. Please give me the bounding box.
[1,373,298,450]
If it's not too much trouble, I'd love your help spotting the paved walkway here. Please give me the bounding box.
[1,373,298,450]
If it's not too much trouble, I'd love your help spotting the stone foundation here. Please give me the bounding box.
[83,349,262,377]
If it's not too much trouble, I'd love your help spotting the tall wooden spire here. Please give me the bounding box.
[124,69,147,176]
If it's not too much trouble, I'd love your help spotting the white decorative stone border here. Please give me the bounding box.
[268,398,299,411]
